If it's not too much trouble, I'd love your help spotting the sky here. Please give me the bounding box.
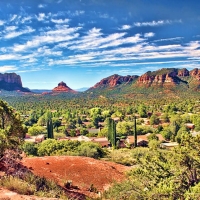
[0,0,200,89]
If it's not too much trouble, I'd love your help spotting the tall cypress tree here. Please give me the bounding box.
[134,116,137,148]
[47,119,54,139]
[107,117,116,149]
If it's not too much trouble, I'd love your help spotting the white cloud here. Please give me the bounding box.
[10,14,17,22]
[38,4,46,8]
[0,65,17,72]
[4,26,35,39]
[121,25,131,30]
[0,54,20,60]
[144,32,155,38]
[0,20,5,26]
[21,16,32,24]
[134,19,182,27]
[153,37,183,42]
[5,26,18,31]
[37,13,46,21]
[13,26,81,52]
[134,20,170,27]
[51,18,70,24]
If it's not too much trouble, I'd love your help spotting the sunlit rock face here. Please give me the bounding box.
[52,81,77,93]
[91,74,139,89]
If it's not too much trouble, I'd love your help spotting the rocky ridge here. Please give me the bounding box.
[91,74,139,89]
[136,68,200,88]
[87,68,200,93]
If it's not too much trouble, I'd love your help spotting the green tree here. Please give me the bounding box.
[107,118,116,148]
[47,119,54,139]
[150,114,160,125]
[28,125,46,136]
[0,100,25,156]
[105,134,200,200]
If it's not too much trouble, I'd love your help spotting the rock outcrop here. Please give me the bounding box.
[0,73,30,92]
[91,74,139,89]
[190,68,200,80]
[52,81,76,93]
[137,68,190,87]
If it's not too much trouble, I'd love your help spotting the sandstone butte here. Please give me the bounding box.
[52,81,77,93]
[0,73,30,92]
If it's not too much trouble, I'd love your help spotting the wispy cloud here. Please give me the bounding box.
[51,18,70,24]
[0,65,17,72]
[134,20,181,27]
[153,37,183,42]
[0,20,5,26]
[9,14,17,22]
[4,26,35,39]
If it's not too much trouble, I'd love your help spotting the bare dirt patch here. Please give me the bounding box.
[22,156,129,199]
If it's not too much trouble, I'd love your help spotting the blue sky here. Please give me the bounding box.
[0,0,200,89]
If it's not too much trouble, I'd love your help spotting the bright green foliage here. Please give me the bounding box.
[28,125,46,136]
[116,121,133,136]
[22,142,38,156]
[78,142,104,158]
[150,114,160,125]
[138,104,147,118]
[147,133,159,141]
[0,100,25,156]
[35,139,104,158]
[104,134,200,200]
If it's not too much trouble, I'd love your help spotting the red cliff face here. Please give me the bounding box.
[92,74,138,88]
[137,68,191,87]
[190,68,200,81]
[52,81,76,93]
[0,73,22,86]
[0,73,30,92]
[178,68,189,77]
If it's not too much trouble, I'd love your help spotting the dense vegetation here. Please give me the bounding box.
[104,134,200,200]
[0,88,200,199]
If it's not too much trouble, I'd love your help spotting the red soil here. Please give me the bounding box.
[22,156,129,199]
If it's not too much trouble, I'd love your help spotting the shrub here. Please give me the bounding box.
[0,176,35,195]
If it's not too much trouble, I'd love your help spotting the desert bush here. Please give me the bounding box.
[22,142,38,156]
[0,173,68,199]
[78,142,104,158]
[0,176,35,195]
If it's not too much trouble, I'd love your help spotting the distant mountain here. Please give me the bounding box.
[52,81,77,93]
[89,74,139,89]
[86,68,200,96]
[75,87,89,92]
[0,73,30,92]
[31,89,52,93]
[136,68,200,90]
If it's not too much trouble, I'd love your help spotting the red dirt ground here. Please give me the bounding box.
[21,156,129,199]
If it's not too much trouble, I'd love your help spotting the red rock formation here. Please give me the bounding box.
[137,68,189,87]
[52,81,76,93]
[0,73,30,92]
[91,74,138,88]
[190,68,200,80]
[178,68,189,76]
